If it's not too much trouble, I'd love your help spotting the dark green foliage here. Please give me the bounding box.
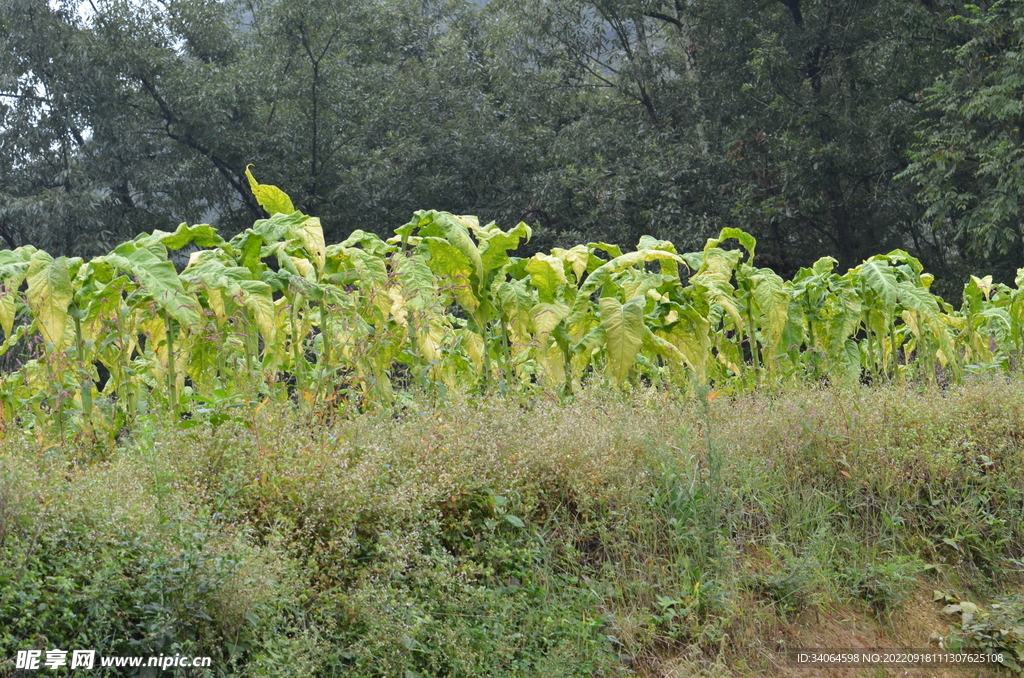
[0,0,1009,299]
[903,0,1024,291]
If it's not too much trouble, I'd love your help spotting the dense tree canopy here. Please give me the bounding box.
[903,0,1024,288]
[0,0,1015,299]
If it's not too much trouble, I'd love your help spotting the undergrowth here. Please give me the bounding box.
[2,376,1024,676]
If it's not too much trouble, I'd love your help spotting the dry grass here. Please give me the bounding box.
[2,376,1024,675]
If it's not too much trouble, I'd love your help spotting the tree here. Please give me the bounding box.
[0,0,988,303]
[730,1,969,273]
[902,0,1024,287]
[468,0,970,284]
[468,0,730,253]
[0,0,261,255]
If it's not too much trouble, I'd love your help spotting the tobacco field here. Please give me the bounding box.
[0,170,1019,438]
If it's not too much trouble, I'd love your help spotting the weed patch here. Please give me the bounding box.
[1,379,1024,675]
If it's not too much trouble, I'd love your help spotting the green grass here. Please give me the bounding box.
[3,377,1024,676]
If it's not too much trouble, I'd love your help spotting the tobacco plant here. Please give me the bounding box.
[0,170,1021,434]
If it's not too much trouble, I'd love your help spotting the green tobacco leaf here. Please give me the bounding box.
[643,326,686,366]
[251,211,312,246]
[567,250,684,330]
[779,299,807,353]
[0,288,15,342]
[637,236,679,276]
[705,227,757,261]
[699,247,743,278]
[459,326,485,372]
[235,231,265,273]
[186,332,220,393]
[531,302,569,336]
[551,245,590,284]
[897,280,940,316]
[690,270,744,330]
[657,304,714,382]
[886,249,925,275]
[622,271,669,302]
[600,295,645,387]
[477,221,531,278]
[748,267,790,347]
[238,279,277,345]
[26,251,76,350]
[812,257,838,276]
[680,251,705,273]
[81,274,133,342]
[574,324,607,357]
[532,302,570,387]
[296,216,326,271]
[823,283,863,356]
[338,230,396,256]
[422,237,480,313]
[392,212,424,246]
[108,244,201,326]
[525,254,568,304]
[858,258,898,313]
[261,242,306,279]
[396,253,438,311]
[0,323,31,359]
[355,250,389,290]
[0,248,34,340]
[497,279,534,342]
[246,165,295,216]
[637,235,677,253]
[416,212,485,288]
[589,242,624,260]
[979,306,1012,337]
[136,222,226,251]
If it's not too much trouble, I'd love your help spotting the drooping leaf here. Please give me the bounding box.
[421,237,480,313]
[26,252,76,350]
[238,279,277,345]
[136,222,226,251]
[858,258,899,314]
[477,221,531,278]
[497,279,534,347]
[551,245,590,284]
[395,253,438,311]
[296,216,326,271]
[566,249,684,330]
[525,254,568,304]
[338,230,396,256]
[0,247,34,340]
[107,244,201,327]
[599,295,646,387]
[690,270,744,331]
[748,267,790,350]
[416,211,485,291]
[531,302,570,388]
[705,227,757,261]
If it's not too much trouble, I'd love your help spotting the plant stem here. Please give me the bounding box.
[74,314,92,428]
[165,312,178,418]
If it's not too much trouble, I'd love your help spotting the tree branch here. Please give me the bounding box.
[137,74,259,216]
[644,12,683,30]
[777,0,804,28]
